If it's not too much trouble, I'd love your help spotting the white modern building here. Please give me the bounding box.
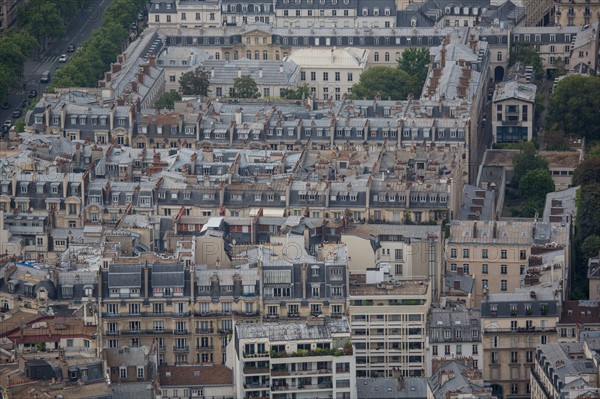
[227,318,357,399]
[348,269,431,378]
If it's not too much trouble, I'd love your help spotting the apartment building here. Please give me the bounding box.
[530,342,600,399]
[99,258,262,367]
[221,0,274,26]
[554,0,600,27]
[557,300,600,343]
[511,26,581,77]
[446,220,570,306]
[427,308,482,375]
[0,0,25,32]
[257,242,349,320]
[158,364,234,398]
[148,0,221,29]
[227,318,356,399]
[348,270,431,378]
[481,283,562,398]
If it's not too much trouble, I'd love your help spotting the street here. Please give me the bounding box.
[1,0,113,125]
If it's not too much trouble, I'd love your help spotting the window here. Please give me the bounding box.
[335,72,340,81]
[501,280,507,291]
[137,367,144,379]
[472,344,478,354]
[462,249,469,258]
[323,72,328,81]
[482,264,488,274]
[347,73,353,82]
[482,249,488,259]
[501,250,507,259]
[501,265,507,274]
[120,368,127,379]
[450,249,457,258]
[482,279,488,289]
[511,384,519,394]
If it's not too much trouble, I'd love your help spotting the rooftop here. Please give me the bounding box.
[235,318,350,341]
[158,364,233,387]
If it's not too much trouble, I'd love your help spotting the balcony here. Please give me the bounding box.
[196,345,214,351]
[105,330,120,336]
[289,368,332,376]
[195,328,214,334]
[271,383,333,391]
[484,326,556,333]
[121,329,142,335]
[173,345,189,352]
[243,367,270,375]
[244,383,270,390]
[244,352,270,359]
[234,311,261,318]
[174,329,189,335]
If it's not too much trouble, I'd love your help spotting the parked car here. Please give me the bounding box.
[12,109,21,118]
[21,99,30,108]
[28,90,37,98]
[58,54,68,62]
[66,43,76,52]
[1,102,9,110]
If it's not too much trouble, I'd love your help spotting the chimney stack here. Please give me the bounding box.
[258,68,263,78]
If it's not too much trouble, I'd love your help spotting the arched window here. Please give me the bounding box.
[384,52,390,62]
[234,51,239,60]
[263,50,268,60]
[275,51,280,60]
[246,50,252,59]
[497,51,502,61]
[254,50,260,59]
[374,52,379,62]
[215,52,220,60]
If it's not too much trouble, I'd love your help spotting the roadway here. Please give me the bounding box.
[1,0,113,126]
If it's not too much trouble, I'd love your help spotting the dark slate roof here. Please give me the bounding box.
[152,264,185,287]
[107,264,142,288]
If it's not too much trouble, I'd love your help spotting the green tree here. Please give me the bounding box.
[232,75,260,99]
[155,91,182,109]
[512,141,548,185]
[548,75,600,141]
[587,143,600,159]
[573,158,600,187]
[582,235,600,259]
[281,84,311,100]
[577,184,600,240]
[179,68,211,96]
[19,0,65,50]
[509,43,544,81]
[519,168,554,202]
[351,67,412,101]
[397,47,430,96]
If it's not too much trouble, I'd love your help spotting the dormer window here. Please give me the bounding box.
[362,8,368,16]
[79,116,86,125]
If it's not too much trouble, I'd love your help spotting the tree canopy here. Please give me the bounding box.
[573,158,600,187]
[351,67,412,101]
[179,68,211,96]
[512,141,549,184]
[155,91,182,109]
[0,31,38,100]
[281,84,311,100]
[351,47,430,101]
[547,75,600,142]
[51,0,146,89]
[232,75,260,99]
[518,168,555,216]
[397,47,430,95]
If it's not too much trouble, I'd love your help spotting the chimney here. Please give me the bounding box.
[144,261,149,299]
[472,221,477,239]
[105,72,112,82]
[279,64,284,73]
[237,67,242,78]
[301,263,308,299]
[131,81,138,93]
[142,65,150,75]
[137,73,144,84]
[111,63,121,74]
[117,54,124,64]
[440,47,447,68]
[148,54,157,67]
[258,68,263,78]
[211,67,215,78]
[492,222,497,239]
